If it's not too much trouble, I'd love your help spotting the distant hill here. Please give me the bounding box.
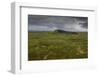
[54,29,78,34]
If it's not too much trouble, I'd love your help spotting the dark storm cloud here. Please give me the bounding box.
[28,15,88,32]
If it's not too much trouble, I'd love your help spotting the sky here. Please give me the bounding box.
[28,15,88,32]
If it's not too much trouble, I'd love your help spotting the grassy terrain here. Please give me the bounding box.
[28,32,88,61]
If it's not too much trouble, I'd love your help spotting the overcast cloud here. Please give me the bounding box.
[28,15,88,32]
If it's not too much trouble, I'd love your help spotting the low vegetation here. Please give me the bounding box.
[28,31,88,61]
